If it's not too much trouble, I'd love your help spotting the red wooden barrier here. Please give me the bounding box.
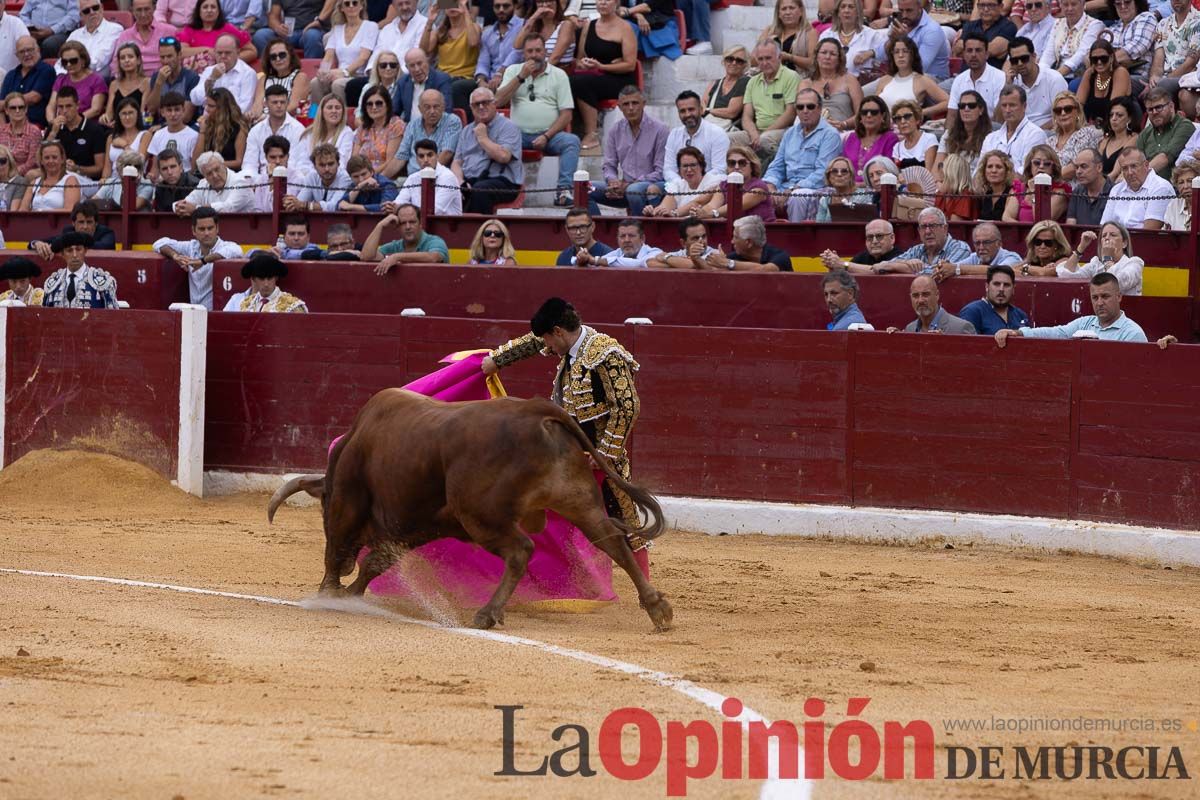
[847,333,1074,517]
[207,262,1187,340]
[628,326,851,504]
[2,308,182,478]
[200,317,1200,530]
[1072,343,1200,528]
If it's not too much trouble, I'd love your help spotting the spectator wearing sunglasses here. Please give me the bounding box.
[111,0,179,77]
[1,36,56,128]
[700,45,750,133]
[250,38,310,122]
[762,87,840,216]
[1009,36,1068,127]
[62,0,123,80]
[49,42,107,122]
[701,145,775,223]
[0,92,43,177]
[468,219,517,266]
[19,0,79,60]
[1077,40,1131,129]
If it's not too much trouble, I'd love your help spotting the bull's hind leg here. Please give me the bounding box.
[345,538,403,596]
[461,519,534,630]
[568,508,672,632]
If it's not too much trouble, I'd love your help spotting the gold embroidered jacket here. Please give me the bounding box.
[492,326,640,463]
[0,287,44,306]
[236,288,309,313]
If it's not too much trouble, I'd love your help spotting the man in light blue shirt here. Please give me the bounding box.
[764,88,841,218]
[875,207,973,275]
[995,272,1148,345]
[935,222,1020,280]
[21,0,79,58]
[475,0,523,90]
[878,0,950,80]
[822,270,869,331]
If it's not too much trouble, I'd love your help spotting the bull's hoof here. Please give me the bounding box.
[318,581,346,597]
[470,607,504,630]
[645,595,673,632]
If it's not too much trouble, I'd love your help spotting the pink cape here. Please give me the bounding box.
[347,352,617,610]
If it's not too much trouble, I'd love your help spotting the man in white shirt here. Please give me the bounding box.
[253,135,311,212]
[175,151,256,215]
[662,89,728,185]
[947,33,1006,128]
[394,137,462,214]
[1100,148,1172,230]
[596,218,663,268]
[1009,36,1067,127]
[982,84,1048,169]
[648,216,719,270]
[191,34,258,111]
[63,0,122,79]
[369,0,427,73]
[1014,0,1055,63]
[153,206,245,309]
[0,8,30,75]
[1039,0,1102,84]
[286,143,353,212]
[244,84,306,178]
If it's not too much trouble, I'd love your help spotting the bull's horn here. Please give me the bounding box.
[267,474,326,523]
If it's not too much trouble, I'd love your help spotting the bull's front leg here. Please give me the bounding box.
[469,531,534,630]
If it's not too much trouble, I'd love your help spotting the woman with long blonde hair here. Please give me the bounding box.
[761,0,817,77]
[973,150,1015,222]
[420,0,482,115]
[468,219,517,265]
[294,94,355,171]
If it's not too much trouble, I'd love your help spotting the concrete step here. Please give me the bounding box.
[643,54,725,104]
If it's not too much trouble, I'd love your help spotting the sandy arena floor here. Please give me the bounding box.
[1,451,1199,799]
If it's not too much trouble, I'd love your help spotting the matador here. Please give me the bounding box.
[483,297,650,562]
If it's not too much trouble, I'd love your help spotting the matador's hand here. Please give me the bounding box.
[481,355,499,375]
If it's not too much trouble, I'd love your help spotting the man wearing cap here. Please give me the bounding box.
[228,254,308,313]
[41,231,119,309]
[0,257,44,305]
[481,297,651,576]
[152,206,245,310]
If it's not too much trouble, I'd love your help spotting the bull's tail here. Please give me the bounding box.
[547,415,666,542]
[267,473,326,522]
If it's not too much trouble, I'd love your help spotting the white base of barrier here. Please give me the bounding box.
[206,470,1200,568]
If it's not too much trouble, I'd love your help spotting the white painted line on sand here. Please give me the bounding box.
[1,567,810,799]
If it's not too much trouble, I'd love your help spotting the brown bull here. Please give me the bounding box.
[268,388,672,631]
